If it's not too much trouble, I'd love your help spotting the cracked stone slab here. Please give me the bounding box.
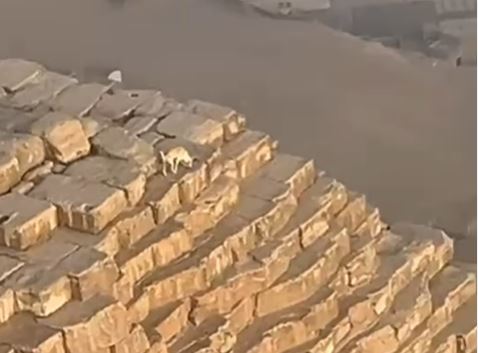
[64,156,146,206]
[0,193,58,250]
[92,126,157,176]
[91,89,154,121]
[0,59,44,92]
[49,82,113,117]
[29,174,128,234]
[156,110,224,146]
[9,71,77,110]
[134,92,181,118]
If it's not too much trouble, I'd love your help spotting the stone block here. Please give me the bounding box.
[111,206,156,249]
[113,324,151,353]
[175,176,239,238]
[0,255,24,282]
[186,99,246,141]
[0,132,46,194]
[256,153,316,198]
[10,71,77,110]
[148,299,191,343]
[22,160,54,183]
[0,59,44,92]
[52,226,120,257]
[30,111,90,163]
[355,325,399,353]
[125,116,159,136]
[0,288,14,325]
[134,92,169,117]
[221,130,274,180]
[50,82,113,117]
[30,174,128,234]
[92,89,154,121]
[65,156,146,207]
[156,110,224,147]
[223,296,256,334]
[0,193,58,250]
[39,295,129,353]
[79,115,111,138]
[0,313,65,353]
[142,175,181,225]
[61,247,120,300]
[92,126,157,176]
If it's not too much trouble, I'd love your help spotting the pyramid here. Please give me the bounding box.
[0,58,475,353]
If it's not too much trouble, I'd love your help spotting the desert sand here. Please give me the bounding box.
[0,0,475,260]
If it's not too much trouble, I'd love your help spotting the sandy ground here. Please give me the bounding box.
[0,0,475,261]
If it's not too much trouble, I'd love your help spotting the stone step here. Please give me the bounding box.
[305,227,453,353]
[113,175,240,306]
[341,273,432,353]
[212,211,383,353]
[428,295,476,353]
[395,262,476,353]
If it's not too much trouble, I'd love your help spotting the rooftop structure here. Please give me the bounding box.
[0,58,475,353]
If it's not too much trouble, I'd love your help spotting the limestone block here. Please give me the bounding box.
[92,89,154,121]
[355,325,399,353]
[0,193,58,250]
[0,288,14,325]
[267,322,309,353]
[30,111,91,163]
[156,110,224,147]
[302,291,340,334]
[52,226,120,257]
[0,255,24,283]
[61,247,120,300]
[335,192,367,233]
[124,116,159,136]
[186,99,246,141]
[0,106,39,133]
[11,180,35,194]
[111,206,156,248]
[0,59,44,92]
[114,324,151,353]
[30,174,128,234]
[140,131,164,146]
[0,313,65,353]
[222,296,256,334]
[10,71,77,110]
[80,115,111,138]
[50,83,113,117]
[221,130,274,180]
[39,295,129,353]
[144,265,209,308]
[12,265,72,317]
[0,132,46,193]
[152,299,191,342]
[134,92,168,117]
[354,207,383,238]
[65,156,146,207]
[142,175,181,224]
[256,153,316,198]
[23,160,54,182]
[92,126,157,176]
[175,176,239,238]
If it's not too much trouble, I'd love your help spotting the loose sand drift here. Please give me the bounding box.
[0,0,475,262]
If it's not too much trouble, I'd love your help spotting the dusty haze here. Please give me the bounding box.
[0,0,475,260]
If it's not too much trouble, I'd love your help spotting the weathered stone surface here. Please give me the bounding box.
[113,324,151,353]
[156,110,224,147]
[0,313,65,353]
[92,126,157,176]
[125,116,159,136]
[0,193,58,250]
[141,175,181,225]
[79,115,111,138]
[39,295,129,353]
[0,59,44,92]
[256,153,316,198]
[61,247,120,300]
[9,71,77,110]
[0,288,14,325]
[92,89,154,121]
[134,92,169,117]
[50,83,113,117]
[30,111,91,163]
[22,160,54,183]
[30,174,128,233]
[186,99,246,141]
[65,156,146,207]
[0,132,46,194]
[140,131,164,146]
[221,130,274,180]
